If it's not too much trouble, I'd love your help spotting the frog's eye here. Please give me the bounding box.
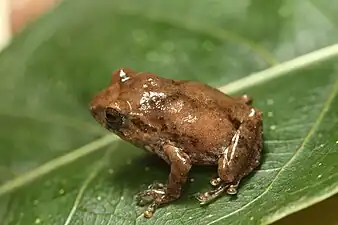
[105,108,125,131]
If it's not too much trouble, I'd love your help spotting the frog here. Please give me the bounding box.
[89,68,263,218]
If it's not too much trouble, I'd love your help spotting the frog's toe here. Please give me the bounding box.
[136,190,155,206]
[144,202,157,218]
[197,183,230,205]
[135,183,168,216]
[136,191,165,218]
[210,177,222,187]
[136,186,166,205]
[136,181,182,217]
[226,183,238,195]
[147,182,165,190]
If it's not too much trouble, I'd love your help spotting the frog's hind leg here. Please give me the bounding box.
[198,110,263,205]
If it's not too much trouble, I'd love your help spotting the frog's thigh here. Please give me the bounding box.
[217,112,262,185]
[163,144,192,197]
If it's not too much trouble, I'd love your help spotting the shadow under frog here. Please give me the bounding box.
[89,68,263,218]
[108,143,263,205]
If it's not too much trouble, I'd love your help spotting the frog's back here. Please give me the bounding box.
[123,74,252,165]
[178,80,251,116]
[155,81,245,165]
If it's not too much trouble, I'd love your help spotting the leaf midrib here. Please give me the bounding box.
[0,134,118,197]
[1,44,338,200]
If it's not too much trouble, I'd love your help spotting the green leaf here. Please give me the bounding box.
[0,0,338,224]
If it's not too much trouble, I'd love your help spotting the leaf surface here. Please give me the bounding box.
[0,0,338,224]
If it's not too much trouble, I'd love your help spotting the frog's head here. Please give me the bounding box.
[89,69,127,127]
[89,68,146,133]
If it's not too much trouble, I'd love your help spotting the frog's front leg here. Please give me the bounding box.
[136,144,192,218]
[198,108,263,204]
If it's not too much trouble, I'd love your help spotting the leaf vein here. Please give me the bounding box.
[63,160,104,225]
[207,79,338,224]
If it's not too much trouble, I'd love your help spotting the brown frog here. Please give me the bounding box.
[89,68,263,218]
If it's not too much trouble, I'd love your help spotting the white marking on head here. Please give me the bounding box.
[249,108,255,117]
[119,69,130,82]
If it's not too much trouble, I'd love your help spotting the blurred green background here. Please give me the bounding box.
[0,0,337,224]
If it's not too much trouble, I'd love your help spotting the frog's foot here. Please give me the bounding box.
[136,183,176,218]
[197,183,230,205]
[198,181,240,205]
[136,182,166,206]
[147,182,165,190]
[210,177,222,187]
[226,183,239,195]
